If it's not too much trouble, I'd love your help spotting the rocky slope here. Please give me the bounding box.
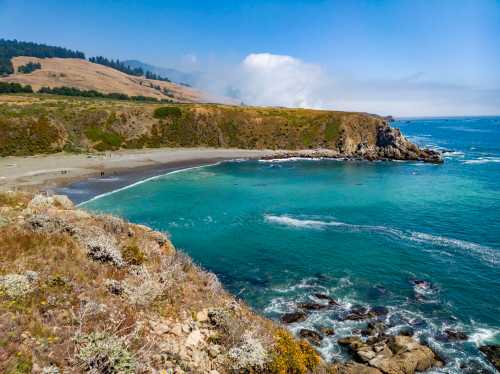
[0,95,441,162]
[0,191,462,373]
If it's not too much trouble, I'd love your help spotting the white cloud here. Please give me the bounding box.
[237,53,327,108]
[194,52,500,117]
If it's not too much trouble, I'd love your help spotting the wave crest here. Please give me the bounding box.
[264,215,499,266]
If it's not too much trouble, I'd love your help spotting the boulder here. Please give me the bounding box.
[339,335,441,374]
[479,345,500,371]
[319,327,335,336]
[332,362,383,374]
[443,329,468,341]
[361,322,386,337]
[298,329,323,346]
[185,329,202,347]
[281,311,307,324]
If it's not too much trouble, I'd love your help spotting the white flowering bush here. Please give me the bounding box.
[228,332,268,370]
[0,271,38,298]
[75,332,135,374]
[84,234,124,267]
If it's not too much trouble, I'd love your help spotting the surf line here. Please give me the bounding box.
[76,162,222,207]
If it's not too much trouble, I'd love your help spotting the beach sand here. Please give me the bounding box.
[0,148,280,198]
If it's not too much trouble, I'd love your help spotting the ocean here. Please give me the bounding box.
[81,117,500,372]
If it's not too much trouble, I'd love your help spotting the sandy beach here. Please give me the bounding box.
[0,148,280,193]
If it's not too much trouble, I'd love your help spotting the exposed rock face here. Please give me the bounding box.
[337,335,443,374]
[374,125,442,163]
[262,121,442,163]
[479,345,500,371]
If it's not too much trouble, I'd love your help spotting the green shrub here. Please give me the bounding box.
[122,244,146,265]
[324,119,341,141]
[85,126,122,149]
[153,106,182,119]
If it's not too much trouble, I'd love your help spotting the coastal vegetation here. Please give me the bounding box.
[38,86,174,103]
[0,94,370,155]
[0,82,33,93]
[0,94,440,162]
[17,61,41,74]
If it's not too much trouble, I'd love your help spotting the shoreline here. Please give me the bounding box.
[0,146,443,205]
[0,148,281,202]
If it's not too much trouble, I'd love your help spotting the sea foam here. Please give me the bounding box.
[264,215,499,266]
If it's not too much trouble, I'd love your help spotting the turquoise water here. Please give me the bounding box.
[83,117,500,372]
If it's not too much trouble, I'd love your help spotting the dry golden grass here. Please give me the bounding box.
[1,56,202,103]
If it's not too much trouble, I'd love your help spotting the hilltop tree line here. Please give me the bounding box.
[0,39,172,83]
[0,39,85,75]
[0,81,173,103]
[89,56,171,82]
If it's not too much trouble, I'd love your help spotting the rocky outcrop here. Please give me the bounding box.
[479,345,500,371]
[263,122,442,163]
[337,335,443,374]
[373,125,442,163]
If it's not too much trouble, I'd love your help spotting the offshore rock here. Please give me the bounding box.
[338,335,442,374]
[299,329,323,346]
[479,345,500,371]
[281,311,308,324]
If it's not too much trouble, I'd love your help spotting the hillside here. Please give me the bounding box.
[0,57,203,102]
[0,191,445,373]
[0,95,441,162]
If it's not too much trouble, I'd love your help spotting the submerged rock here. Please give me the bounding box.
[436,329,468,342]
[298,302,328,311]
[298,329,323,346]
[313,293,339,305]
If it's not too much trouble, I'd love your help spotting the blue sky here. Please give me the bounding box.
[1,0,499,116]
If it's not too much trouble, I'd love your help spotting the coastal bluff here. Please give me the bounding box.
[0,191,449,373]
[0,95,441,162]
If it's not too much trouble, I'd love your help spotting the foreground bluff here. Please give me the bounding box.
[1,192,447,373]
[0,96,440,162]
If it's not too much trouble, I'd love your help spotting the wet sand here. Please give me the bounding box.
[0,148,280,202]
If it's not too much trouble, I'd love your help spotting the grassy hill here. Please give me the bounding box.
[0,57,203,103]
[0,94,386,157]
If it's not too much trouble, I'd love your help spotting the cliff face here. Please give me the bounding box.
[0,95,441,162]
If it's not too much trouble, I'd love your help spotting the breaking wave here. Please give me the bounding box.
[264,215,499,266]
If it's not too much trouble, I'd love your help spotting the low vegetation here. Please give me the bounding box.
[0,191,331,373]
[0,94,384,156]
[17,62,42,74]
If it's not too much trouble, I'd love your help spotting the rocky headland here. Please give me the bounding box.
[261,123,442,163]
[0,95,441,164]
